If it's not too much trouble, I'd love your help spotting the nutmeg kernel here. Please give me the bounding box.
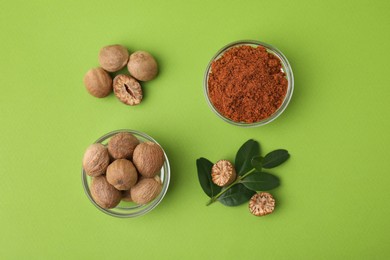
[127,51,158,81]
[130,176,162,205]
[133,142,164,178]
[106,159,138,190]
[108,132,140,159]
[98,44,129,72]
[90,175,122,209]
[249,192,275,216]
[83,67,112,98]
[211,160,237,187]
[82,143,110,177]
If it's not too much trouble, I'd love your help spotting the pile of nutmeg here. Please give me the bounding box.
[82,132,164,209]
[83,44,158,106]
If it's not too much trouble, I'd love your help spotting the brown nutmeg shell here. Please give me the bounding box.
[131,176,162,205]
[127,51,158,81]
[108,132,140,159]
[133,142,164,178]
[90,176,122,209]
[106,159,138,190]
[98,44,129,72]
[83,67,112,98]
[82,143,110,177]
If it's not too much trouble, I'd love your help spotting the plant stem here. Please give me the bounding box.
[206,168,256,206]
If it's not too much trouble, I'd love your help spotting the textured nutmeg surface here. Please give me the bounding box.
[127,51,158,81]
[113,74,143,106]
[106,159,138,190]
[98,44,129,72]
[82,143,110,177]
[249,192,275,216]
[108,132,140,159]
[83,67,112,98]
[131,176,162,205]
[211,160,237,187]
[90,176,122,209]
[133,142,164,178]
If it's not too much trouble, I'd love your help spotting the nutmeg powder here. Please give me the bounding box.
[208,45,288,123]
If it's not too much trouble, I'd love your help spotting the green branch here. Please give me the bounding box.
[206,168,256,206]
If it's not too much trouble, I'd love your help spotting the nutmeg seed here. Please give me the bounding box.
[83,67,112,98]
[108,132,140,159]
[82,143,110,177]
[90,175,122,209]
[131,176,162,205]
[98,44,129,72]
[113,74,143,106]
[106,159,138,190]
[211,160,237,187]
[133,142,164,178]
[127,51,158,81]
[249,192,275,216]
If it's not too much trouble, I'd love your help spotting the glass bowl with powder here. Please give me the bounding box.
[204,40,294,127]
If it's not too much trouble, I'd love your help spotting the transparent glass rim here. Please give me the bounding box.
[81,129,170,218]
[203,40,294,127]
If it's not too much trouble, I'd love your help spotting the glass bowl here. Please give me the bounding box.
[204,40,294,127]
[81,129,170,218]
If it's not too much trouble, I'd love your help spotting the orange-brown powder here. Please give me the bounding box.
[208,45,288,123]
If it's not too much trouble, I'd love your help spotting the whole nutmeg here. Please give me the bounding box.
[90,175,122,209]
[131,176,162,205]
[211,160,237,187]
[249,192,276,216]
[127,51,158,81]
[113,74,143,106]
[98,44,129,72]
[108,132,140,159]
[82,143,110,177]
[106,159,138,190]
[133,142,164,178]
[83,67,112,98]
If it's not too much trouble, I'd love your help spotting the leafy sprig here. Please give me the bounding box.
[196,140,290,206]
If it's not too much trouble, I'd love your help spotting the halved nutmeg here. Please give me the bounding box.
[211,160,237,187]
[249,192,275,216]
[113,74,143,106]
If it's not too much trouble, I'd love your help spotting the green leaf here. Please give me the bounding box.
[251,156,263,171]
[218,184,255,206]
[196,158,222,198]
[263,149,290,169]
[235,139,260,176]
[241,171,280,191]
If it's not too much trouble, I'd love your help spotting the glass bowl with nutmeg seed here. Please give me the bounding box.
[81,129,170,218]
[204,40,294,127]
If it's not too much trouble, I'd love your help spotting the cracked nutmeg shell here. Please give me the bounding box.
[90,175,122,209]
[133,142,165,178]
[106,159,138,190]
[82,143,110,177]
[211,160,237,187]
[113,74,143,106]
[107,132,140,160]
[249,192,275,216]
[131,176,162,205]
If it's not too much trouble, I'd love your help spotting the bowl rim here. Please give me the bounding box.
[203,40,294,127]
[81,129,170,218]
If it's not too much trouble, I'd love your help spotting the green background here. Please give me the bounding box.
[1,0,389,259]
